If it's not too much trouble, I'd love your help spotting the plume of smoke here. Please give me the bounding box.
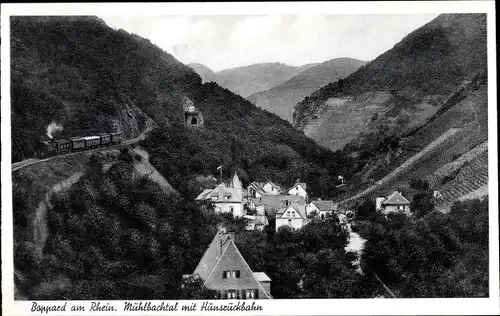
[46,122,64,139]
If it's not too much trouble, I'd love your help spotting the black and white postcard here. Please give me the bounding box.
[1,1,498,315]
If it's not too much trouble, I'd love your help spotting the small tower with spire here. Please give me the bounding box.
[230,171,242,189]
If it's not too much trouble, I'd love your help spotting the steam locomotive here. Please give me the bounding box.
[36,131,123,158]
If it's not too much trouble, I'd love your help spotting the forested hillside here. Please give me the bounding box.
[247,58,365,121]
[212,62,316,97]
[11,16,356,198]
[293,14,486,152]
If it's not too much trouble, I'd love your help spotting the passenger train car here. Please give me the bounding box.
[36,131,123,158]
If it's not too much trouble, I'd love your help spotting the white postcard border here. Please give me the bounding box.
[1,1,498,315]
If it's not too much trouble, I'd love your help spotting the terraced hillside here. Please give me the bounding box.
[435,149,488,211]
[340,128,462,205]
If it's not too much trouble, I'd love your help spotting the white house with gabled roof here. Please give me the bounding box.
[376,191,411,215]
[306,199,338,220]
[275,199,308,232]
[196,182,244,217]
[262,181,282,195]
[287,182,307,199]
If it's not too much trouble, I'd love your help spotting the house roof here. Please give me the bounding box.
[288,182,307,191]
[195,183,242,203]
[253,272,271,282]
[265,181,282,191]
[257,195,306,216]
[276,202,307,219]
[247,182,267,195]
[196,230,272,299]
[383,191,410,205]
[309,200,337,212]
[193,229,234,280]
[195,189,212,200]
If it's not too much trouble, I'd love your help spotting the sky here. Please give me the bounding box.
[101,14,439,72]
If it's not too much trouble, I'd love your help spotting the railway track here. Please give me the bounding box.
[12,127,151,172]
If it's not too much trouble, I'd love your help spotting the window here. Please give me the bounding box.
[286,211,291,217]
[223,271,229,279]
[227,290,236,299]
[232,270,240,278]
[398,205,404,210]
[211,196,218,201]
[191,117,198,125]
[321,213,325,220]
[224,195,231,200]
[288,219,292,226]
[230,206,234,213]
[245,289,258,299]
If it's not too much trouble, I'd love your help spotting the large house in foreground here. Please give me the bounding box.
[376,191,411,215]
[192,228,272,299]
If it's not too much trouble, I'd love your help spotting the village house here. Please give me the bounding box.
[375,191,411,215]
[262,181,282,195]
[191,227,272,299]
[253,194,306,217]
[246,180,282,198]
[246,182,267,199]
[306,199,338,220]
[275,199,308,232]
[195,173,244,217]
[286,181,308,199]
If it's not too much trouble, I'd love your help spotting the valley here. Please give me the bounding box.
[8,12,491,302]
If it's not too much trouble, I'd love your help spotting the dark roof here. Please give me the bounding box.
[195,230,272,299]
[310,200,337,212]
[193,230,234,280]
[257,195,306,215]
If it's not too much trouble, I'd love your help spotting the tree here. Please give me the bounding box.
[410,179,434,218]
[354,199,375,221]
[360,198,488,297]
[179,275,218,299]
